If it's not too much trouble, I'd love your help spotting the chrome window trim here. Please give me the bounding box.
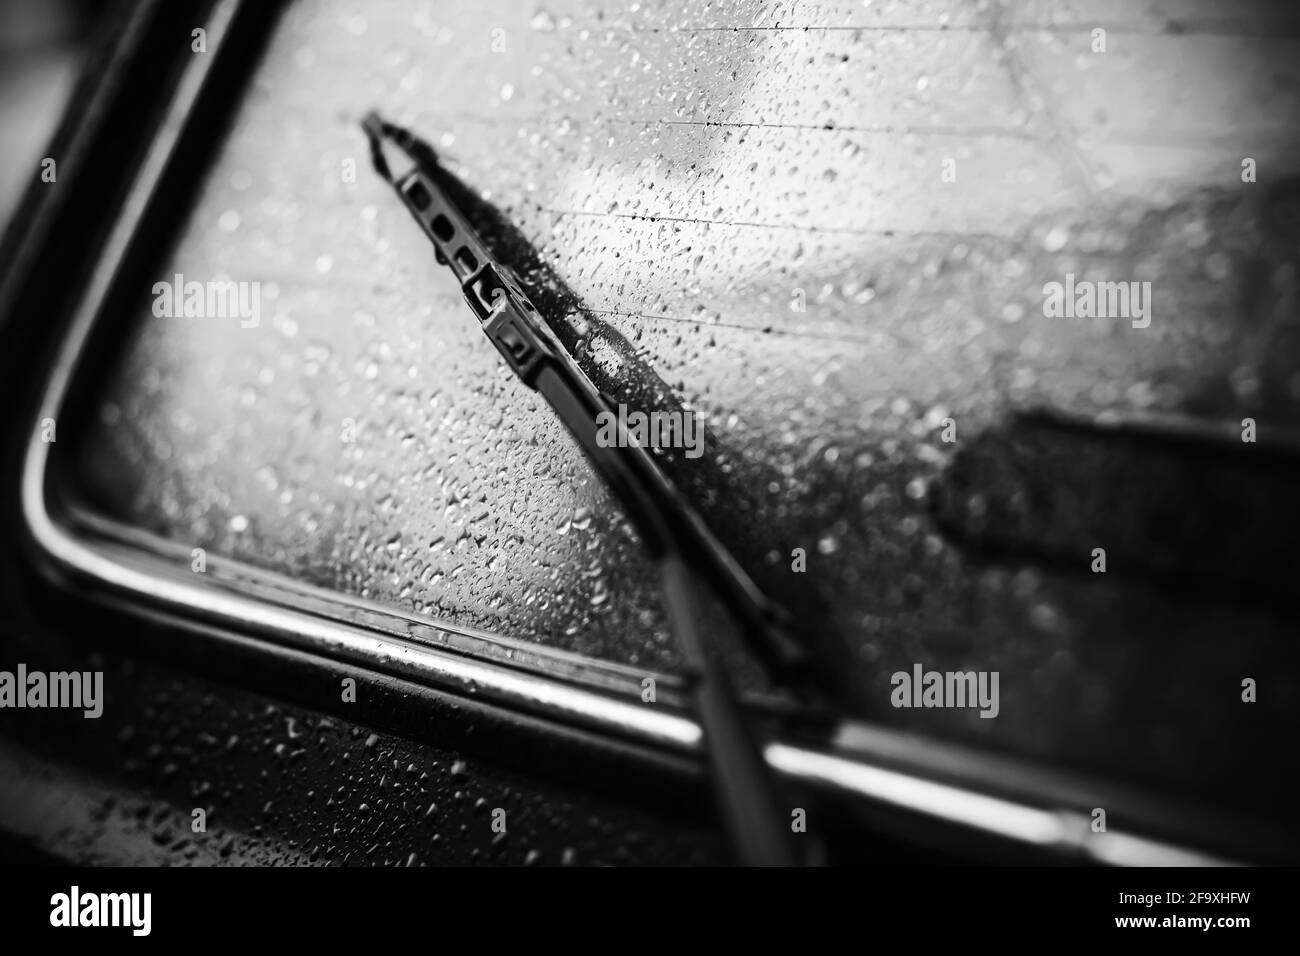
[17,0,1249,867]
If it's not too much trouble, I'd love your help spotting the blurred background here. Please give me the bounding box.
[0,0,99,230]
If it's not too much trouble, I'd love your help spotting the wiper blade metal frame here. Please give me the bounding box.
[364,112,810,865]
[362,113,818,689]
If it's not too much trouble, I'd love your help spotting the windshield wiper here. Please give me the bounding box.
[364,112,816,865]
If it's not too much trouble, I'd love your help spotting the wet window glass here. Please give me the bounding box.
[73,0,1300,814]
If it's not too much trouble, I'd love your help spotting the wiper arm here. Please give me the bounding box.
[365,112,809,865]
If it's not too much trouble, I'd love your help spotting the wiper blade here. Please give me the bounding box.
[365,112,810,865]
[362,113,818,683]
